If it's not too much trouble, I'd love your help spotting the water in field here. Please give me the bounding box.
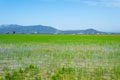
[0,34,120,80]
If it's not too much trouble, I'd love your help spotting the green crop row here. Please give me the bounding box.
[0,34,120,80]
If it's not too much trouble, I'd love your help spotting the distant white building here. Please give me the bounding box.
[33,31,37,34]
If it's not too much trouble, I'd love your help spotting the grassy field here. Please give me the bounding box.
[0,34,120,80]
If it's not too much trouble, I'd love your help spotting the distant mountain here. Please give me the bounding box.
[0,24,59,34]
[60,28,105,34]
[0,24,106,34]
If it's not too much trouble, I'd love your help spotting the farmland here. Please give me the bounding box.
[0,34,120,80]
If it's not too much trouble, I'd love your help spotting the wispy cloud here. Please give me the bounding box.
[32,0,120,7]
[83,0,98,6]
[101,0,120,7]
[83,0,120,7]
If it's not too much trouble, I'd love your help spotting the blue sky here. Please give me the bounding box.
[0,0,120,32]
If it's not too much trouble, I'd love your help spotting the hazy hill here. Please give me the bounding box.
[60,28,105,34]
[0,24,105,34]
[0,24,58,34]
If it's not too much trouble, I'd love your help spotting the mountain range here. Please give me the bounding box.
[0,24,106,34]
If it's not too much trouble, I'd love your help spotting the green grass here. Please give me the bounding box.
[0,34,120,80]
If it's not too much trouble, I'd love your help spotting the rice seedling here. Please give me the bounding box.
[0,34,120,80]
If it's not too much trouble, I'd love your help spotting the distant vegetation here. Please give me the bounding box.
[0,34,120,80]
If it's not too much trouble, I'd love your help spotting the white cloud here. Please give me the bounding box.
[83,0,120,7]
[100,0,120,7]
[34,0,120,7]
[83,1,99,6]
